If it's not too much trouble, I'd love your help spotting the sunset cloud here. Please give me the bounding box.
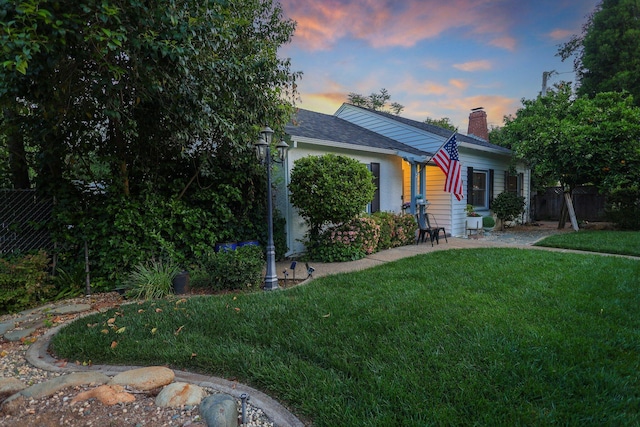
[453,60,492,72]
[280,0,517,51]
[548,29,574,41]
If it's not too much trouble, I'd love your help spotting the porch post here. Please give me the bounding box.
[410,162,417,214]
[420,163,426,203]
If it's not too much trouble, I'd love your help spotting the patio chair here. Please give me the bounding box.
[425,213,447,244]
[415,213,436,246]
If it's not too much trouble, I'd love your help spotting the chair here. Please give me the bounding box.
[425,213,447,243]
[415,213,436,246]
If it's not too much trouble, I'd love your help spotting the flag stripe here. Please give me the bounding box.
[433,134,463,201]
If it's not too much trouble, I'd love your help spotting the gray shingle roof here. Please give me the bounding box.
[285,108,428,157]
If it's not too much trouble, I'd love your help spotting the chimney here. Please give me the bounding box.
[467,107,488,140]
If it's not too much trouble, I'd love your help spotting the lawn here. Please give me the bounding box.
[535,230,640,257]
[51,248,640,426]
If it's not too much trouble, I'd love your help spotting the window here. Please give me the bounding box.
[472,171,488,208]
[505,172,523,196]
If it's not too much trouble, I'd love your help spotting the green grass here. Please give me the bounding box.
[535,230,640,257]
[52,248,640,426]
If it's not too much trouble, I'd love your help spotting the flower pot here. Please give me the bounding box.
[466,217,483,230]
[238,240,260,248]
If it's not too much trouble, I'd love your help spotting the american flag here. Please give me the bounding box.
[433,134,463,201]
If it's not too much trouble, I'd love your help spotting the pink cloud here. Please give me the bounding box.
[489,36,517,51]
[548,28,574,41]
[453,60,492,72]
[280,0,518,51]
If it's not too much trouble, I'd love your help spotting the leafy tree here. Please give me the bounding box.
[498,84,640,227]
[288,154,376,240]
[0,0,299,287]
[423,117,457,131]
[558,0,640,106]
[347,88,404,115]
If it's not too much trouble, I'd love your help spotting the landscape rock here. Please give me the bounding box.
[20,371,110,399]
[3,327,36,342]
[50,303,92,315]
[200,394,238,427]
[71,384,136,405]
[0,377,26,400]
[0,322,14,336]
[155,382,206,407]
[108,366,174,391]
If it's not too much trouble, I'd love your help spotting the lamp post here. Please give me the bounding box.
[254,126,288,290]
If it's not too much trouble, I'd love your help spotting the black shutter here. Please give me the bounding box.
[467,167,473,204]
[370,163,380,213]
[489,169,494,208]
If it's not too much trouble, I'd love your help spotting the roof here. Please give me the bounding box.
[346,105,512,154]
[285,108,428,157]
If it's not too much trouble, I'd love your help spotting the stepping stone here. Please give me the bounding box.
[20,371,110,399]
[4,327,36,342]
[0,322,14,336]
[50,304,92,315]
[0,377,27,399]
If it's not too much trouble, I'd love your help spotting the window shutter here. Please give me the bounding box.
[467,167,473,203]
[370,163,380,213]
[489,169,494,208]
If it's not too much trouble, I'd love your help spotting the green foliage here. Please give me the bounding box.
[372,211,416,250]
[289,154,376,240]
[482,215,496,228]
[0,250,52,314]
[308,216,381,262]
[191,245,264,292]
[124,259,180,300]
[558,0,640,107]
[52,266,85,301]
[347,88,404,114]
[423,117,457,131]
[605,186,640,230]
[492,192,525,229]
[499,86,640,192]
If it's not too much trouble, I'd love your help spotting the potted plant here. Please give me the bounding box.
[415,194,426,205]
[482,215,496,231]
[465,204,482,230]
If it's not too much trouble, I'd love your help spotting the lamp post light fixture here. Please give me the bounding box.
[254,126,288,290]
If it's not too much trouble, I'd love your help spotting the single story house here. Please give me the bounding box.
[280,104,530,256]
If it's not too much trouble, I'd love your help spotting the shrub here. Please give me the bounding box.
[605,186,640,230]
[0,251,52,314]
[392,213,418,247]
[124,259,180,300]
[492,192,525,229]
[192,245,264,291]
[288,154,376,239]
[307,215,381,262]
[482,215,496,229]
[372,212,396,250]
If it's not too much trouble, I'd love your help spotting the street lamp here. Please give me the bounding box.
[254,126,288,290]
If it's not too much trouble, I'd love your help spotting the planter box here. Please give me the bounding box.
[466,217,483,230]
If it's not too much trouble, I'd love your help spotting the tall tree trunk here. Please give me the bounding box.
[4,108,30,189]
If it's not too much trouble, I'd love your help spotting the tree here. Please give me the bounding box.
[498,84,640,226]
[288,154,376,240]
[347,88,404,115]
[558,0,640,106]
[0,0,300,196]
[423,117,457,131]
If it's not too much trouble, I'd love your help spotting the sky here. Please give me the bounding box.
[278,0,600,132]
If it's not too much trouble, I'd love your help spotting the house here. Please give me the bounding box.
[280,104,530,256]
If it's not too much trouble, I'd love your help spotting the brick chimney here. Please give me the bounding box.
[467,107,488,140]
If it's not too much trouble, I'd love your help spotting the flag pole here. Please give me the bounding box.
[423,130,458,164]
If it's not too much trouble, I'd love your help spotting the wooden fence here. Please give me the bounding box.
[532,186,607,221]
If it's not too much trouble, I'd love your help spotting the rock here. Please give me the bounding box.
[0,377,27,400]
[0,394,25,416]
[200,394,238,427]
[71,384,136,405]
[108,366,174,391]
[20,371,110,399]
[50,303,92,315]
[155,382,206,408]
[4,327,36,342]
[0,322,14,336]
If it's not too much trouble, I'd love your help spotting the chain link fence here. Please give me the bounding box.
[0,189,53,255]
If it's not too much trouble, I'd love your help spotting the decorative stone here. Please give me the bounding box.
[50,303,92,315]
[0,377,27,400]
[71,384,136,406]
[0,322,14,336]
[20,371,110,399]
[4,327,36,342]
[108,366,174,391]
[155,382,206,407]
[200,394,238,427]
